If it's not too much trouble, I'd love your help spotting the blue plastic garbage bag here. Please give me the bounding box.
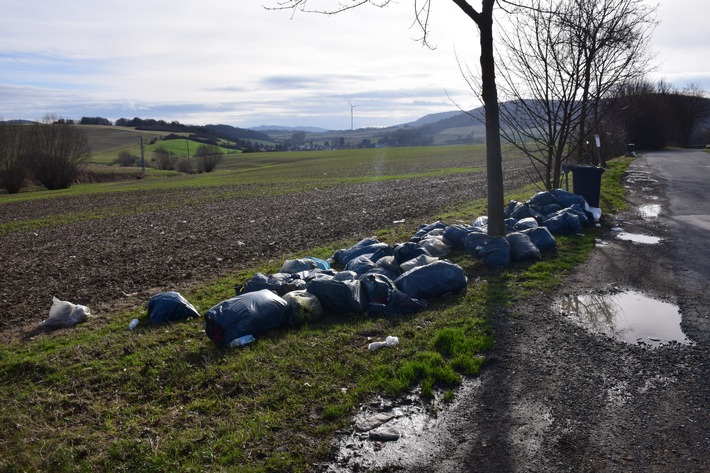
[550,188,587,208]
[239,272,306,296]
[306,278,366,314]
[478,237,511,267]
[472,216,488,229]
[360,273,397,304]
[395,260,468,300]
[521,226,557,252]
[369,245,394,263]
[505,201,536,220]
[543,208,584,235]
[393,242,432,265]
[367,289,428,316]
[443,224,482,249]
[464,232,497,257]
[527,191,557,208]
[305,256,331,270]
[344,255,379,275]
[506,232,542,262]
[419,236,452,257]
[410,221,448,242]
[280,258,318,274]
[204,289,291,345]
[513,217,539,231]
[148,291,200,325]
[333,238,389,267]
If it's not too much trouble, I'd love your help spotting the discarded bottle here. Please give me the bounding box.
[128,318,139,330]
[229,334,255,348]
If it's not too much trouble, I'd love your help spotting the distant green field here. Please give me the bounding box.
[78,125,166,164]
[80,125,239,165]
[1,145,501,204]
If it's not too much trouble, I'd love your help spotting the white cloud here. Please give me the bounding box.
[1,0,707,129]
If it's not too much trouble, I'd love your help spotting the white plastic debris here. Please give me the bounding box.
[128,318,139,330]
[368,335,400,352]
[41,297,90,328]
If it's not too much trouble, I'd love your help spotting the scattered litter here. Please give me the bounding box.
[41,297,90,328]
[368,336,400,352]
[356,413,396,432]
[228,334,255,348]
[368,427,401,442]
[392,219,406,224]
[611,227,623,232]
[128,318,139,330]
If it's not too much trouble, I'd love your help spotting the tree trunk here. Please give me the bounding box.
[478,0,505,236]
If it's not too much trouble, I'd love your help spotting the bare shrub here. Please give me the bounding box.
[27,119,92,190]
[0,122,31,194]
[196,144,223,172]
[115,150,138,167]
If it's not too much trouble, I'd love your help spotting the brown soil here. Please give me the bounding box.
[0,159,531,341]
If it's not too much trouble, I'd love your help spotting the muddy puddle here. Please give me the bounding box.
[328,379,480,471]
[557,291,693,347]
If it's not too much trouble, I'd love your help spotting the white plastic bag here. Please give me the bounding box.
[41,297,90,328]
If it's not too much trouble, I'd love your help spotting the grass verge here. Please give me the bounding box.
[0,158,631,472]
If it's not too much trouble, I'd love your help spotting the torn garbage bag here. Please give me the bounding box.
[148,291,200,325]
[204,289,292,345]
[306,278,366,314]
[395,260,467,300]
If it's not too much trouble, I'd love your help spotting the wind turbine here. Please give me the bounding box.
[348,100,359,130]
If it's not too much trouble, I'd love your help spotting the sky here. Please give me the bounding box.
[1,1,708,131]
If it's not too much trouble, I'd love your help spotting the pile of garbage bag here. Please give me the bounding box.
[138,188,597,347]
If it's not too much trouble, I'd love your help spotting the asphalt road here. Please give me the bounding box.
[643,149,710,344]
[644,149,710,293]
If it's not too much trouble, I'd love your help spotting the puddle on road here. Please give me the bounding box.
[557,291,693,347]
[615,232,662,244]
[638,204,661,219]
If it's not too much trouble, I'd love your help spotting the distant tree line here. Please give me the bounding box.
[114,117,270,150]
[0,117,91,194]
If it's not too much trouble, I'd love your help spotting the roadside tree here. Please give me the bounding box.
[493,0,655,189]
[270,0,506,236]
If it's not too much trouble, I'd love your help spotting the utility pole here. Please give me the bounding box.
[139,136,145,172]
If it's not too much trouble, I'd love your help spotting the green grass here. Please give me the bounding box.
[0,152,633,471]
